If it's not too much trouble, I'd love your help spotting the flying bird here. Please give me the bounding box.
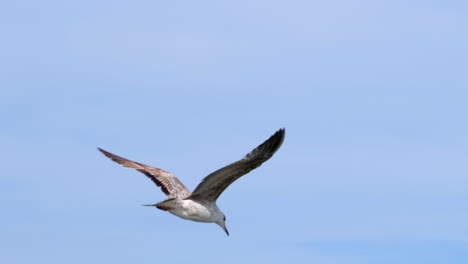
[98,128,285,236]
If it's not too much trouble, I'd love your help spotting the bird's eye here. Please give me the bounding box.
[223,216,226,221]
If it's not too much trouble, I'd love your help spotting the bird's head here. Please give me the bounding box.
[216,214,229,236]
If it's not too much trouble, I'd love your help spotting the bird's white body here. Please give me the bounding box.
[159,198,223,223]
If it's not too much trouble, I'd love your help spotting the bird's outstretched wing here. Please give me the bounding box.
[190,128,285,202]
[98,148,191,198]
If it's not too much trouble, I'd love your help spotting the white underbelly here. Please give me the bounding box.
[167,199,218,223]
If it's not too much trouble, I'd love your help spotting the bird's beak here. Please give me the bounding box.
[217,221,229,236]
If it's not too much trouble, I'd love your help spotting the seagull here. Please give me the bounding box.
[98,128,285,236]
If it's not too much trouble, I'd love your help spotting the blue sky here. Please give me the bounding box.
[1,1,467,263]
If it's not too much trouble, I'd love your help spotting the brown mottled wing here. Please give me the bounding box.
[190,128,285,202]
[98,148,191,198]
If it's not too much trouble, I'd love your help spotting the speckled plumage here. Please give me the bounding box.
[98,128,285,236]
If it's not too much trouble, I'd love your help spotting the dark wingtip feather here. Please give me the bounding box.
[265,128,286,155]
[273,128,286,150]
[97,147,110,157]
[243,128,285,161]
[97,147,122,163]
